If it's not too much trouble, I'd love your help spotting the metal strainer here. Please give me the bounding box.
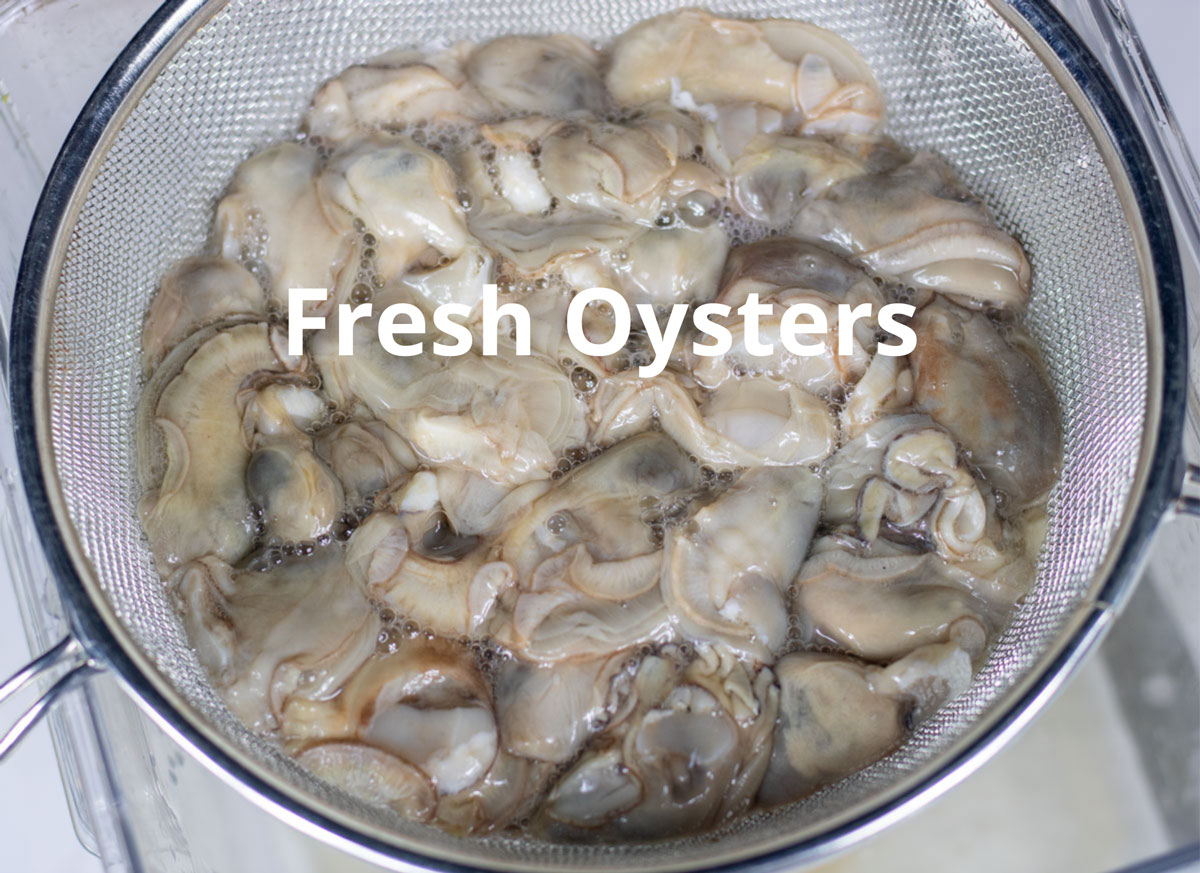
[2,0,1193,870]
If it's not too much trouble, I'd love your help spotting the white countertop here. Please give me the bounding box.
[0,2,1196,871]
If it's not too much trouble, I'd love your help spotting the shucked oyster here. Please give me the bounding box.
[792,542,994,662]
[306,43,492,146]
[282,636,555,834]
[607,9,884,135]
[590,370,836,467]
[170,549,379,733]
[139,323,281,569]
[216,143,354,310]
[792,149,1032,310]
[661,466,822,660]
[320,137,472,281]
[686,238,886,393]
[488,433,694,661]
[909,300,1061,506]
[543,645,778,839]
[759,641,980,805]
[467,35,608,117]
[141,257,264,371]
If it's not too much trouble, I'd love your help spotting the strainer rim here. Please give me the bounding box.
[6,0,1189,870]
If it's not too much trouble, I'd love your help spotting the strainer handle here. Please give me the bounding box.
[0,635,97,761]
[1179,463,1200,518]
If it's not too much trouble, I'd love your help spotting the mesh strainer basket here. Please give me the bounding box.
[2,0,1192,870]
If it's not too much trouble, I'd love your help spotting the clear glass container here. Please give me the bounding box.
[1,2,1196,871]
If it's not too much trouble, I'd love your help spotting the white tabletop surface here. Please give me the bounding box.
[0,2,1196,871]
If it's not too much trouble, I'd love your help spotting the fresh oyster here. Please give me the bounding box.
[142,257,264,370]
[910,300,1061,505]
[607,10,883,135]
[170,549,379,732]
[544,645,778,838]
[792,150,1032,310]
[661,466,822,660]
[216,143,354,309]
[306,43,491,145]
[139,323,281,569]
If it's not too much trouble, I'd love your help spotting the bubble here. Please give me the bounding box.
[570,366,597,393]
[678,190,719,227]
[993,489,1011,513]
[546,512,568,535]
[376,627,400,654]
[334,512,358,541]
